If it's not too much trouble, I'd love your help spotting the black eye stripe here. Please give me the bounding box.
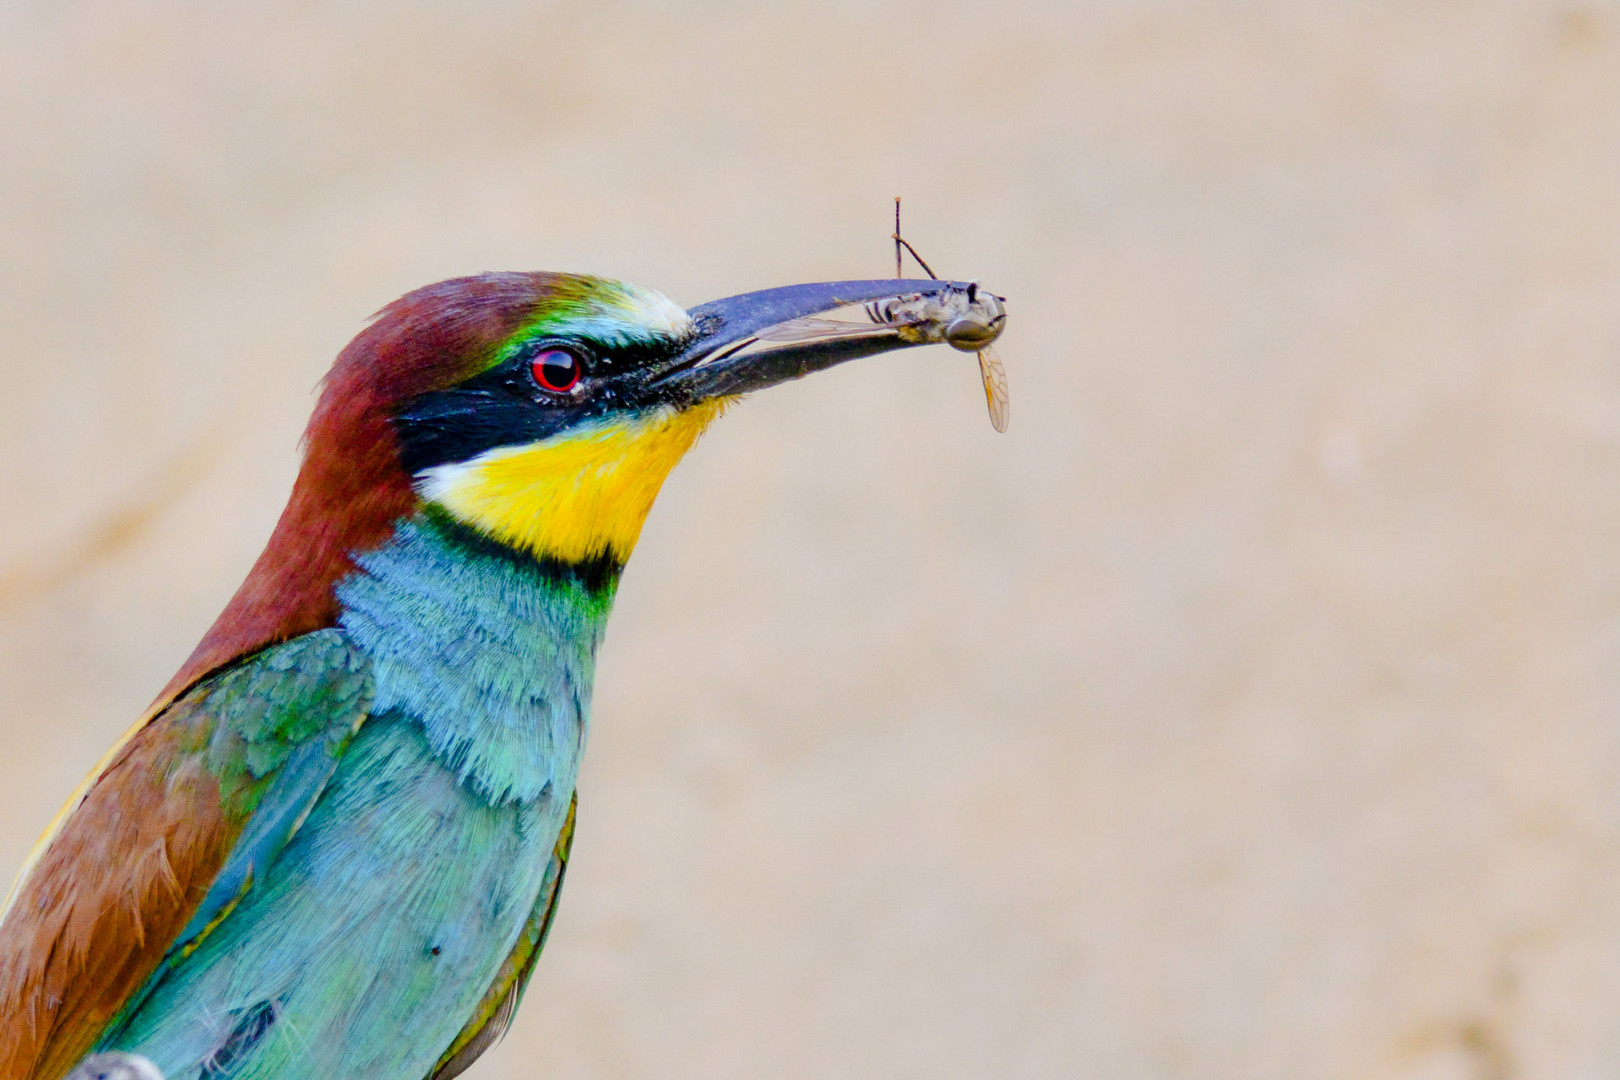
[393,391,585,475]
[392,333,690,473]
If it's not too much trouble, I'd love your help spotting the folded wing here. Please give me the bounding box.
[0,632,372,1080]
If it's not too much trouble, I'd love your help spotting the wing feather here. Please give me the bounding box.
[0,632,371,1080]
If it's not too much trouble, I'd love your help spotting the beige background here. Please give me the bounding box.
[3,2,1619,1078]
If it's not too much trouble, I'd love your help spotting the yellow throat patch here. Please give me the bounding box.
[415,400,729,564]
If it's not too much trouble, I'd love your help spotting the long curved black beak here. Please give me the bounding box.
[652,278,976,400]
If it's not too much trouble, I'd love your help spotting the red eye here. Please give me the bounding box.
[530,348,581,393]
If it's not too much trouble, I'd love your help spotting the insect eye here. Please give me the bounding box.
[530,348,582,394]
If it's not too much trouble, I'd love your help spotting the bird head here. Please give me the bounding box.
[169,271,984,700]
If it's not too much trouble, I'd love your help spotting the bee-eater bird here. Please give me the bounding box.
[0,272,1002,1080]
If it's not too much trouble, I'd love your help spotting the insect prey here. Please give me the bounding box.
[891,197,1009,432]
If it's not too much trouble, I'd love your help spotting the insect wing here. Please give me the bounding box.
[977,345,1010,433]
[754,315,896,344]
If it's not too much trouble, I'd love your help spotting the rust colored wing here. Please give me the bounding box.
[0,632,371,1080]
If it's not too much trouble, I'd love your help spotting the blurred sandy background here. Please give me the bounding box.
[3,1,1620,1077]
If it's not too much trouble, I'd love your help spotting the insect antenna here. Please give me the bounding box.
[892,197,939,280]
[894,197,902,278]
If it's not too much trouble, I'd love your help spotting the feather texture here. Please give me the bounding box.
[93,515,602,1079]
[0,634,371,1080]
[429,795,576,1080]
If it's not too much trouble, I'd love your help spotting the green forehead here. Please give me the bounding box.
[493,276,694,364]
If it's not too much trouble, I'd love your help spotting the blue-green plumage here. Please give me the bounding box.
[338,513,609,806]
[99,515,609,1080]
